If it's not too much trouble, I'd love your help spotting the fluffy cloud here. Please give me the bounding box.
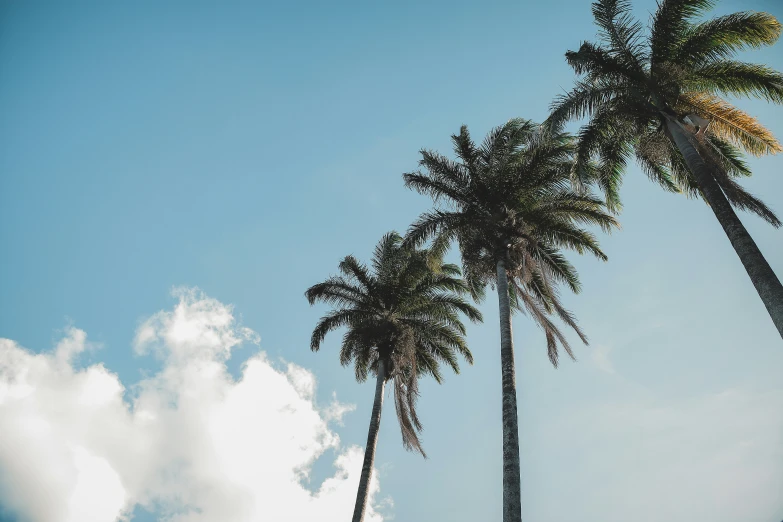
[0,288,384,522]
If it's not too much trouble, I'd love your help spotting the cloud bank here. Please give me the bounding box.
[0,288,385,522]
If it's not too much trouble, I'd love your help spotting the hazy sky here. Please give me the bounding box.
[1,1,781,521]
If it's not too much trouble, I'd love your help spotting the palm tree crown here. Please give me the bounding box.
[547,0,783,221]
[404,119,618,364]
[547,0,783,339]
[305,231,481,455]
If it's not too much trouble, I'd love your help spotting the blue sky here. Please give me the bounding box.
[1,1,781,521]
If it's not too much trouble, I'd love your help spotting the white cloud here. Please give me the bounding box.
[0,288,385,522]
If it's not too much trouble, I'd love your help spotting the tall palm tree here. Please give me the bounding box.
[547,0,783,338]
[305,231,481,522]
[403,119,617,522]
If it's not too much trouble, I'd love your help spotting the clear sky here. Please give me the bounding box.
[1,1,781,521]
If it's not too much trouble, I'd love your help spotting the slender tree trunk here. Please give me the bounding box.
[665,117,783,339]
[496,258,522,522]
[352,359,386,522]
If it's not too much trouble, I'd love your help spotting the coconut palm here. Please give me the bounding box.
[305,231,481,522]
[403,119,617,522]
[547,0,783,338]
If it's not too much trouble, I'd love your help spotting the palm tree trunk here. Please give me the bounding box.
[496,258,522,522]
[352,358,386,522]
[665,117,783,340]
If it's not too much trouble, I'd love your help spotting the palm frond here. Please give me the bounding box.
[531,192,620,232]
[651,0,716,64]
[414,347,445,384]
[591,0,648,70]
[451,125,479,170]
[338,255,374,291]
[417,330,469,368]
[547,80,625,129]
[675,11,782,64]
[480,118,536,169]
[403,170,468,206]
[514,285,575,367]
[311,310,365,351]
[687,60,783,104]
[679,91,782,155]
[392,344,426,457]
[528,244,583,294]
[697,139,782,225]
[715,173,782,226]
[535,221,608,262]
[593,123,634,211]
[566,41,642,83]
[634,139,681,192]
[419,149,472,192]
[425,232,453,268]
[406,294,483,324]
[304,278,366,308]
[705,136,752,177]
[405,210,466,248]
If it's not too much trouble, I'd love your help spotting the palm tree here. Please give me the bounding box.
[305,231,481,522]
[403,119,617,522]
[547,0,783,338]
